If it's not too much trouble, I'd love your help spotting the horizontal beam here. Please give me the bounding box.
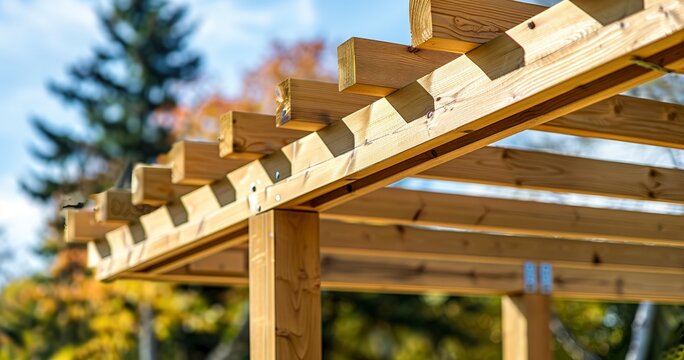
[91,189,155,224]
[275,78,378,131]
[117,247,684,303]
[338,37,460,96]
[409,0,545,53]
[167,140,249,185]
[420,146,684,204]
[131,165,196,206]
[324,188,684,246]
[219,111,308,159]
[537,94,684,149]
[319,221,684,274]
[96,0,684,280]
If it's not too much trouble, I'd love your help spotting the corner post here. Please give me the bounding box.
[249,210,321,360]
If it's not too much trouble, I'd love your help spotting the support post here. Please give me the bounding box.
[502,262,552,360]
[249,210,321,360]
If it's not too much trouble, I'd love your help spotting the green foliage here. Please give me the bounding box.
[23,0,201,201]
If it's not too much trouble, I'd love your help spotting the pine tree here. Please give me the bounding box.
[23,0,201,202]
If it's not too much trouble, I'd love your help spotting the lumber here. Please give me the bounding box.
[131,164,196,206]
[338,37,460,96]
[275,78,378,131]
[324,188,684,246]
[336,38,684,148]
[409,0,545,53]
[91,189,155,224]
[167,140,248,185]
[64,210,119,243]
[219,111,308,159]
[96,1,684,280]
[538,95,684,149]
[249,210,321,360]
[319,221,684,274]
[118,252,684,303]
[502,294,552,360]
[419,146,684,204]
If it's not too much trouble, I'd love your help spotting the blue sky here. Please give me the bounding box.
[0,0,412,274]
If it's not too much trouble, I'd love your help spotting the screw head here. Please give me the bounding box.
[275,171,281,180]
[527,21,536,29]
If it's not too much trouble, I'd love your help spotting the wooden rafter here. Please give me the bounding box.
[420,146,684,204]
[132,164,196,206]
[219,111,308,159]
[166,140,249,185]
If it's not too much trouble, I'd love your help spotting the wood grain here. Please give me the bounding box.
[276,78,379,131]
[219,111,308,159]
[324,188,684,246]
[420,146,684,204]
[338,37,460,96]
[91,189,156,224]
[249,210,321,360]
[502,294,552,360]
[132,164,196,206]
[168,140,249,185]
[410,0,545,52]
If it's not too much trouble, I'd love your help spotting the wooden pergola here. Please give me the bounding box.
[65,0,684,358]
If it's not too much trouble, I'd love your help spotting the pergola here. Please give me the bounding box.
[66,0,684,358]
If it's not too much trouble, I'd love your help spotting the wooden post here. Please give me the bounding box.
[502,293,552,360]
[249,210,321,360]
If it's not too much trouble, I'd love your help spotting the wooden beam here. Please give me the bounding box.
[409,0,545,53]
[338,37,460,96]
[118,251,684,303]
[64,210,119,243]
[502,294,552,360]
[538,95,684,149]
[167,140,248,185]
[324,188,684,246]
[419,146,684,204]
[249,210,321,360]
[96,1,684,280]
[219,111,308,159]
[131,164,196,206]
[275,78,378,131]
[336,37,684,148]
[91,189,155,224]
[130,218,684,284]
[320,221,684,274]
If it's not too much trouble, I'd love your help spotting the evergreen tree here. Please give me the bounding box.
[23,0,201,201]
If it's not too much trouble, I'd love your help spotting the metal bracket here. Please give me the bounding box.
[539,262,553,295]
[523,261,537,293]
[523,262,553,295]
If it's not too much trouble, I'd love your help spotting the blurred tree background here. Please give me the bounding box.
[0,0,683,359]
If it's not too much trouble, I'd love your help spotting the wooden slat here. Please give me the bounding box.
[91,189,155,224]
[275,78,378,131]
[167,140,248,185]
[96,1,684,280]
[538,95,684,149]
[131,164,196,206]
[409,0,545,52]
[120,252,684,302]
[419,146,684,204]
[324,188,684,246]
[338,37,460,96]
[219,111,308,159]
[64,210,119,243]
[502,294,552,360]
[249,210,321,360]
